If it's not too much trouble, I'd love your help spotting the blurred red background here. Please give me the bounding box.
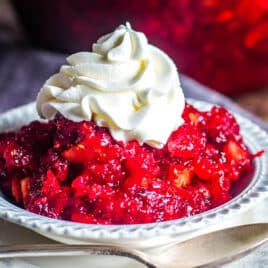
[12,0,268,96]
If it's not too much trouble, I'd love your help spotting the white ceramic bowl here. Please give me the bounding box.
[0,99,267,248]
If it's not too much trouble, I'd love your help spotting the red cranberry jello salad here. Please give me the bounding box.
[0,23,262,224]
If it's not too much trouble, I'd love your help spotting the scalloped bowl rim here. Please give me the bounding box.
[0,99,267,243]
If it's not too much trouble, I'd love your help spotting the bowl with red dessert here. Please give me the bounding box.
[0,23,267,248]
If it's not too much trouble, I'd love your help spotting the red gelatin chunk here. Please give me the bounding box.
[0,104,260,224]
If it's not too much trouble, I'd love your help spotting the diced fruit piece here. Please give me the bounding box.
[20,177,30,202]
[63,143,94,163]
[168,164,193,187]
[224,140,247,163]
[188,112,198,125]
[11,176,22,203]
[182,103,199,123]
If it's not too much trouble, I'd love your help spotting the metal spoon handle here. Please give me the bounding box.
[197,235,268,268]
[0,244,157,268]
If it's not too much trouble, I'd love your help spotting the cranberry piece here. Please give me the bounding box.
[167,124,206,158]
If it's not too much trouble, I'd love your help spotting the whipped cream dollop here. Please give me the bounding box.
[37,23,185,148]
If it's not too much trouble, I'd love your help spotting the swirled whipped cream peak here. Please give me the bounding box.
[36,23,185,148]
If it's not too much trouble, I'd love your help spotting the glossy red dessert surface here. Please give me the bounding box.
[0,103,257,224]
